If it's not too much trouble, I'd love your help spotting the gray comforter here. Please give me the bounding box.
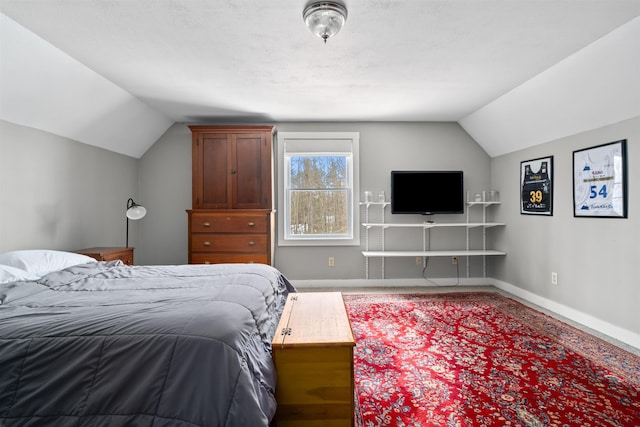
[0,262,294,427]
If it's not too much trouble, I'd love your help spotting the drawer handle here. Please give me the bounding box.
[248,241,256,246]
[203,241,211,246]
[203,222,211,227]
[247,222,255,227]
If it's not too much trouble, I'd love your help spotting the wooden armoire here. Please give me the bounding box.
[187,125,276,265]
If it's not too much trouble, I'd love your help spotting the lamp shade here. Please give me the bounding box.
[126,198,147,220]
[303,1,348,43]
[126,205,147,220]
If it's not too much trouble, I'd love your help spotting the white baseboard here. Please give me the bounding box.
[289,277,640,351]
[291,277,493,288]
[490,279,640,351]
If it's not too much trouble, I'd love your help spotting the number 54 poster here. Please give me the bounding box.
[521,156,553,215]
[573,140,627,218]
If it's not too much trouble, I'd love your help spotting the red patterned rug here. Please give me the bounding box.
[343,292,640,427]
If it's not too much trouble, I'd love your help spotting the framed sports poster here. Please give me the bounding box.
[521,156,553,215]
[573,139,627,218]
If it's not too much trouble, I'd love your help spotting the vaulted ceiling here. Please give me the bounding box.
[1,1,639,158]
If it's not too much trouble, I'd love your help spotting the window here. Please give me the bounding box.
[277,132,360,246]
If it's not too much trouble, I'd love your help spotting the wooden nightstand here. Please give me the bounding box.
[272,292,355,426]
[76,247,134,265]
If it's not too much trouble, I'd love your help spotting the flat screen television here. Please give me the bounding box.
[391,170,464,215]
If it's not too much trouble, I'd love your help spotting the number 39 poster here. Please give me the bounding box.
[573,140,627,218]
[521,156,553,215]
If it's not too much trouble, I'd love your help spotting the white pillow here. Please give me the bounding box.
[0,264,40,284]
[0,250,96,277]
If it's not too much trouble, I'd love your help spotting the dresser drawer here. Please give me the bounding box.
[190,212,268,233]
[187,209,273,266]
[191,234,268,253]
[190,253,269,264]
[77,247,134,265]
[111,250,134,266]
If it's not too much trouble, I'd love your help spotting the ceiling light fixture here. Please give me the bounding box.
[303,1,348,44]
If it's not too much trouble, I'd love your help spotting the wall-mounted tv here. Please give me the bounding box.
[391,170,464,215]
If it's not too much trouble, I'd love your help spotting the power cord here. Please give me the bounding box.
[422,257,461,287]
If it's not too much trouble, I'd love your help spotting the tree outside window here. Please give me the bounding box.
[288,155,349,237]
[277,132,360,247]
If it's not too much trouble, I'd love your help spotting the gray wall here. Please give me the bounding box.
[137,121,493,280]
[0,120,140,253]
[137,124,192,265]
[275,122,492,280]
[490,116,639,334]
[2,116,637,341]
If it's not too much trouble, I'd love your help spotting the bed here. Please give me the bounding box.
[0,250,295,427]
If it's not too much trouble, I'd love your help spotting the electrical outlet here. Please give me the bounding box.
[328,257,335,267]
[416,256,422,265]
[451,256,458,265]
[551,272,558,285]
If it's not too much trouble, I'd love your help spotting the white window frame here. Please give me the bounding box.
[277,132,360,247]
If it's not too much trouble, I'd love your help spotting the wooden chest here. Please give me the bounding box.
[272,292,355,427]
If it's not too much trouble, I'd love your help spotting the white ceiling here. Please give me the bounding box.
[1,1,639,158]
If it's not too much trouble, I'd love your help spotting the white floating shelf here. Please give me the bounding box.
[362,250,506,257]
[362,222,505,229]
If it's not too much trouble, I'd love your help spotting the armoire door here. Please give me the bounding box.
[191,126,273,210]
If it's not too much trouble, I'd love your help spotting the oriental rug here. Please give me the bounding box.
[343,292,640,427]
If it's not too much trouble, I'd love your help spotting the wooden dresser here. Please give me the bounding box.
[272,292,355,426]
[187,209,272,264]
[76,247,134,265]
[188,125,275,265]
